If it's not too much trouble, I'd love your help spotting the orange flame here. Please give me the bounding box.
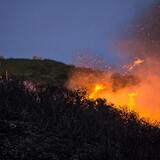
[128,92,137,110]
[123,57,144,71]
[89,84,104,99]
[66,57,160,122]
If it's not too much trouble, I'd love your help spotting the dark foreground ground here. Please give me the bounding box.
[0,79,160,160]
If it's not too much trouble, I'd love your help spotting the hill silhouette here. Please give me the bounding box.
[0,58,73,85]
[0,78,160,160]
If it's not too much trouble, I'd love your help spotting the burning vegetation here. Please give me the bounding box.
[1,78,160,159]
[66,57,160,122]
[67,3,160,122]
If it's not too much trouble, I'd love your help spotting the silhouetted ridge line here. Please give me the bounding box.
[0,78,160,160]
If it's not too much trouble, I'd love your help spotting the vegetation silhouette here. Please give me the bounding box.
[0,78,160,160]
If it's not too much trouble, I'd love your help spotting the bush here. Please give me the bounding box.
[0,78,160,160]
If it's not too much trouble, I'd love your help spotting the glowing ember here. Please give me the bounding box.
[134,58,144,65]
[123,57,144,71]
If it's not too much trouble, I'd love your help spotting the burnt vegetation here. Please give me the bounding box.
[0,78,160,160]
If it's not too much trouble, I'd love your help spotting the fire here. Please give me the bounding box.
[89,84,104,99]
[128,92,137,110]
[123,57,144,71]
[66,57,160,122]
[89,84,138,111]
[134,58,144,65]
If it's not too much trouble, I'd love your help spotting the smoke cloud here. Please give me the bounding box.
[119,2,160,59]
[66,3,160,122]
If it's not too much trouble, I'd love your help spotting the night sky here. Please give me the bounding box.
[0,0,155,64]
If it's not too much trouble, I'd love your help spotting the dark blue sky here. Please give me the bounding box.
[0,0,154,64]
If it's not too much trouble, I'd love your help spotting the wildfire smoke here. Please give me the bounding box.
[66,3,160,122]
[66,57,160,122]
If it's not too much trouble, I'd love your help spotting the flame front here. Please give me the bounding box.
[88,84,138,111]
[89,84,104,99]
[66,57,160,122]
[128,92,137,110]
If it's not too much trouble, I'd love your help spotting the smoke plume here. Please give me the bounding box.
[67,3,160,122]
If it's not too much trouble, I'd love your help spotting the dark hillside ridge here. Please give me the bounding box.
[0,78,160,160]
[0,58,73,85]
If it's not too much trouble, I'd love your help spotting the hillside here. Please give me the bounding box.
[0,79,160,160]
[1,58,160,159]
[0,58,73,85]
